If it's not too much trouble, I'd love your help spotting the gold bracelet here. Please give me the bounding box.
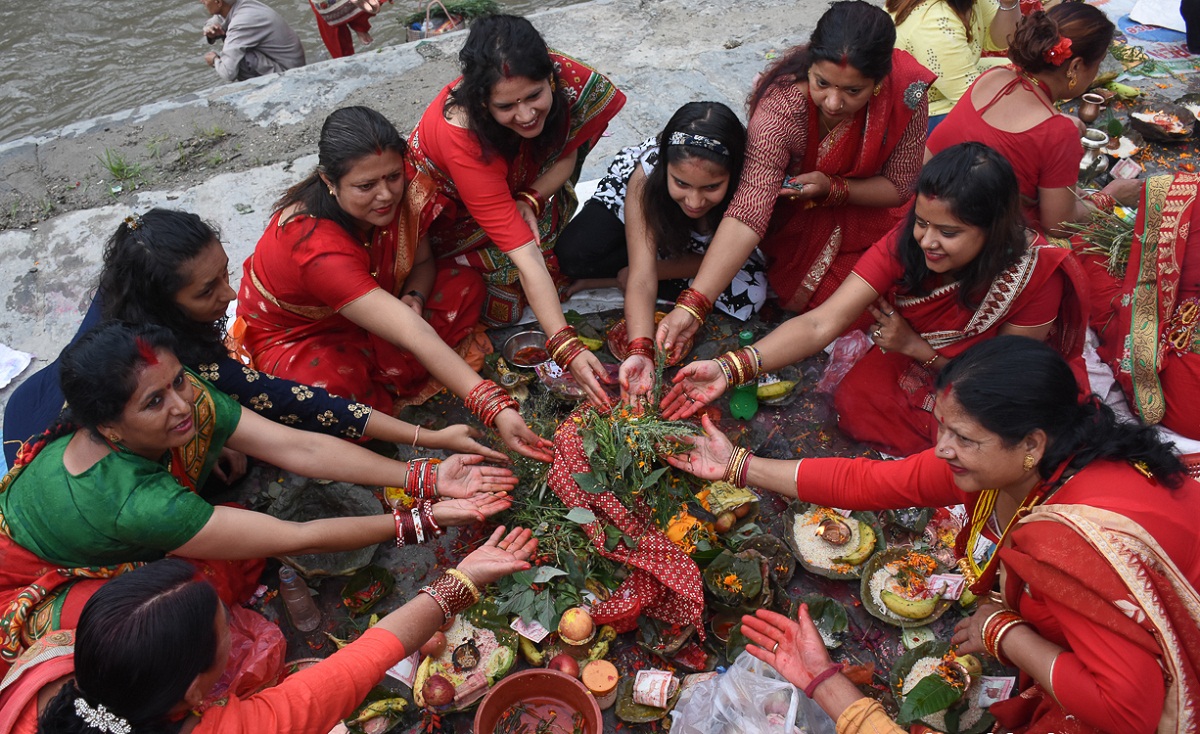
[446,568,481,602]
[921,351,940,369]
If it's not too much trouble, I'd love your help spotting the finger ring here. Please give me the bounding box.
[772,641,779,653]
[886,310,895,316]
[873,330,882,339]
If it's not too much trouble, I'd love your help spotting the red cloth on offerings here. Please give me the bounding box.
[408,51,626,325]
[1075,173,1200,440]
[797,451,1200,734]
[236,168,485,415]
[546,409,705,635]
[723,49,933,313]
[833,227,1088,455]
[926,68,1082,233]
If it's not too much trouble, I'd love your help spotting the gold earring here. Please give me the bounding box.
[109,434,121,444]
[1067,72,1077,90]
[873,83,882,96]
[1022,454,1036,471]
[550,78,557,92]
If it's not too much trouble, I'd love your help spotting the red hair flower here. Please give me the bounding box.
[1044,36,1072,66]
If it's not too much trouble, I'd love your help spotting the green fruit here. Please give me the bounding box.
[831,522,876,565]
[958,587,978,608]
[486,646,515,679]
[519,636,545,666]
[1103,81,1141,99]
[880,590,938,620]
[757,380,796,399]
[579,336,603,351]
[955,654,983,678]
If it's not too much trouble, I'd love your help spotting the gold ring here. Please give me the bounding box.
[873,330,882,339]
[772,641,779,653]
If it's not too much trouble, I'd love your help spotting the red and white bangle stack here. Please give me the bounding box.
[725,446,753,487]
[421,568,481,621]
[394,500,442,547]
[465,380,519,429]
[981,609,1029,666]
[405,457,441,499]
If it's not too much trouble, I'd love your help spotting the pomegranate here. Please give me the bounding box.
[547,653,581,678]
[422,674,455,707]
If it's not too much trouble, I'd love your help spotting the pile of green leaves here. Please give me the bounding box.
[1062,201,1136,277]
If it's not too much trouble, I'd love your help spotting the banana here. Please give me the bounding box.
[1103,81,1141,99]
[519,635,546,666]
[757,380,796,400]
[347,697,408,724]
[831,522,876,565]
[880,590,938,620]
[579,335,603,351]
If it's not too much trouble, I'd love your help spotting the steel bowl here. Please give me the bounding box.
[502,329,549,368]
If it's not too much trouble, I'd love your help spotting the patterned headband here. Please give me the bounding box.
[668,131,730,157]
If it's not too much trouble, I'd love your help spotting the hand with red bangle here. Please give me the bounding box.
[741,607,841,692]
[619,337,655,412]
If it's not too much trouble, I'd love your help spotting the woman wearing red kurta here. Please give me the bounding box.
[670,336,1200,734]
[926,4,1137,235]
[656,1,933,353]
[237,107,553,461]
[30,528,537,734]
[662,143,1087,457]
[1076,173,1200,441]
[407,14,625,408]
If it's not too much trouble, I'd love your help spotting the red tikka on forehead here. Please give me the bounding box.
[501,61,511,77]
[838,53,850,69]
[135,337,159,366]
[940,382,953,399]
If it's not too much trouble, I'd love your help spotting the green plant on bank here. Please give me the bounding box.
[401,0,498,25]
[208,152,223,167]
[38,198,55,218]
[97,148,142,184]
[194,123,228,141]
[145,134,170,159]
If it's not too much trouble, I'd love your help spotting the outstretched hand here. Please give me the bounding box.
[569,350,615,410]
[656,308,700,363]
[660,360,727,419]
[494,409,555,463]
[457,525,538,587]
[431,493,512,527]
[435,454,519,498]
[619,354,655,413]
[741,606,836,690]
[663,413,734,480]
[425,424,509,463]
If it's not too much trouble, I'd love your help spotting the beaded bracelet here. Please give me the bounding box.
[465,380,519,429]
[546,325,589,369]
[725,446,752,487]
[921,351,941,369]
[405,458,441,499]
[803,663,844,698]
[675,288,714,326]
[626,336,655,362]
[420,568,481,621]
[515,188,546,218]
[714,346,762,387]
[822,176,849,207]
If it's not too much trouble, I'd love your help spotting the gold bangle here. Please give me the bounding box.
[921,351,940,369]
[446,568,481,602]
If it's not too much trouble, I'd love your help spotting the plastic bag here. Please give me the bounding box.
[200,605,287,709]
[816,330,873,395]
[670,651,837,734]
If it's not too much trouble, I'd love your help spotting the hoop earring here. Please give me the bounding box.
[1022,454,1036,471]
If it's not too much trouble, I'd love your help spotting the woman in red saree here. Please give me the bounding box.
[656,0,934,353]
[1076,172,1200,442]
[407,14,626,408]
[662,143,1088,457]
[671,337,1199,734]
[236,107,553,461]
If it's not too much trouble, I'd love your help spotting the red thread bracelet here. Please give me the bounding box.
[803,663,844,698]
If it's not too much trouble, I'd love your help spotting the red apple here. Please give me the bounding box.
[419,631,447,659]
[422,674,455,707]
[547,653,581,678]
[713,511,737,533]
[438,614,456,632]
[557,607,595,643]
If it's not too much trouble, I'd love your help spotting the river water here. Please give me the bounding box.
[0,0,569,145]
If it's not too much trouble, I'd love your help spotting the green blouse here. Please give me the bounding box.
[0,374,241,568]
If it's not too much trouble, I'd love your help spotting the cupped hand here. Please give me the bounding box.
[656,308,700,363]
[212,446,248,484]
[569,350,614,410]
[435,454,519,498]
[950,601,1003,656]
[663,413,734,480]
[660,361,727,419]
[424,424,509,463]
[457,525,538,587]
[619,354,655,413]
[515,200,542,247]
[742,606,836,690]
[779,172,830,202]
[431,493,513,527]
[494,408,555,462]
[1102,177,1142,206]
[864,297,921,356]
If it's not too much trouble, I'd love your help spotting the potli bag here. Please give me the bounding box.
[546,407,705,635]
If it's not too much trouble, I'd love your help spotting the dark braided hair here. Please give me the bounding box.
[937,336,1185,488]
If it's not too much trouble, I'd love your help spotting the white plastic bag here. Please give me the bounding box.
[670,652,837,734]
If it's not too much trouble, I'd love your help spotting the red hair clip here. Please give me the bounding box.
[1044,37,1072,66]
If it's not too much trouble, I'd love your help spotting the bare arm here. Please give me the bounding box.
[172,505,395,559]
[529,149,579,200]
[622,166,659,343]
[339,288,484,399]
[989,3,1020,48]
[399,236,437,313]
[753,273,878,371]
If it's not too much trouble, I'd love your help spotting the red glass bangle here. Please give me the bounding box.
[675,288,714,326]
[626,337,655,361]
[803,663,844,698]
